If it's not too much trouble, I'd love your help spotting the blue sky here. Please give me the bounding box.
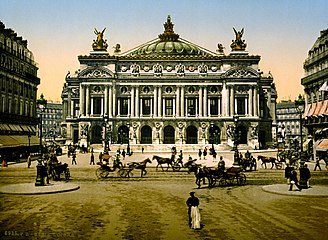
[1,0,327,101]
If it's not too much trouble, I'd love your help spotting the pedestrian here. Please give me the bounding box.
[300,164,311,188]
[90,152,95,165]
[314,157,322,171]
[72,152,77,165]
[285,163,294,185]
[218,156,225,173]
[1,155,7,168]
[27,154,32,168]
[289,169,301,191]
[122,149,126,160]
[186,192,201,230]
[142,147,144,154]
[198,149,202,160]
[203,147,207,160]
[99,152,103,163]
[212,150,217,162]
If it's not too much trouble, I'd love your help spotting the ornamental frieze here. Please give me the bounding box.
[79,68,113,78]
[226,68,258,78]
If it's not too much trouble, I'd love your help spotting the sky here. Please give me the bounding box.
[1,0,327,102]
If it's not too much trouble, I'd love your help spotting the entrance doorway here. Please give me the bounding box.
[164,125,175,144]
[141,125,152,144]
[186,126,198,144]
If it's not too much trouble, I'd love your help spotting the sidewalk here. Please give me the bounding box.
[0,182,80,195]
[262,184,328,197]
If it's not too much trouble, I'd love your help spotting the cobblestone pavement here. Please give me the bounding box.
[1,151,328,240]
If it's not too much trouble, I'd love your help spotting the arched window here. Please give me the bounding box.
[186,126,198,144]
[141,125,152,144]
[164,125,175,144]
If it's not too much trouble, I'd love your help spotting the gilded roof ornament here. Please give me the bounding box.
[230,28,247,51]
[92,28,108,51]
[158,15,179,42]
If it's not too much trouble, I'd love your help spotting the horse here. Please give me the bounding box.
[190,165,213,188]
[257,155,277,169]
[152,155,174,171]
[127,158,152,177]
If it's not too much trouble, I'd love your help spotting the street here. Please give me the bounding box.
[1,151,328,240]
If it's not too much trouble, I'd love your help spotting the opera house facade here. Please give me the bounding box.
[61,16,277,150]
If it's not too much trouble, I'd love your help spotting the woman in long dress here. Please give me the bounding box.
[186,192,201,229]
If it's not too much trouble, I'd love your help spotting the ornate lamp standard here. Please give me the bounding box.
[103,114,109,152]
[295,95,307,188]
[127,123,131,155]
[35,94,47,186]
[232,115,240,166]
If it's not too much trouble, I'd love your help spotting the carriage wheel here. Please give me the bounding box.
[172,163,181,172]
[118,169,128,177]
[276,162,283,170]
[218,177,227,187]
[96,168,108,179]
[210,177,217,187]
[51,170,58,181]
[237,174,246,185]
[65,169,70,180]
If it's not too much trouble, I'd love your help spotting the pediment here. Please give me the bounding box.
[225,67,259,78]
[78,67,114,78]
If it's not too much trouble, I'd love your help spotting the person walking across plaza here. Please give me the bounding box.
[72,152,77,165]
[90,151,95,165]
[186,192,201,230]
[314,157,322,171]
[203,147,207,160]
[285,163,294,185]
[289,169,301,191]
[27,154,32,168]
[198,149,202,160]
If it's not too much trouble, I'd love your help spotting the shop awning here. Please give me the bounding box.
[0,135,39,148]
[313,101,323,116]
[319,100,328,115]
[0,124,11,131]
[316,139,328,151]
[303,103,311,117]
[307,102,317,116]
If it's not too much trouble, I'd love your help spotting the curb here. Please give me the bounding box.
[262,184,328,198]
[0,182,80,195]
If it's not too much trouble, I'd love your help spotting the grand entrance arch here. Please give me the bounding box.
[91,125,102,144]
[118,126,129,144]
[141,125,152,144]
[186,125,198,144]
[164,125,175,144]
[209,125,221,144]
[236,125,248,144]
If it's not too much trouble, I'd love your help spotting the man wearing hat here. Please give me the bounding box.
[186,192,201,229]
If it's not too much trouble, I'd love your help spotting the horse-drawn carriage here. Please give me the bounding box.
[257,155,284,169]
[152,155,197,172]
[48,162,70,181]
[96,153,152,179]
[193,165,246,188]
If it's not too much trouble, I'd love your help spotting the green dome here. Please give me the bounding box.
[126,16,212,57]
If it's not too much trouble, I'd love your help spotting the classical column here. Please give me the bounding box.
[104,85,108,115]
[199,87,203,117]
[101,97,104,115]
[176,86,180,117]
[117,98,120,116]
[181,86,185,116]
[253,87,258,116]
[135,87,139,116]
[90,97,94,115]
[131,87,135,117]
[158,86,162,117]
[85,85,90,116]
[222,81,228,116]
[203,87,207,117]
[80,84,84,116]
[67,89,71,118]
[154,87,158,117]
[128,98,131,116]
[249,86,253,116]
[140,98,143,116]
[109,86,112,117]
[230,86,234,116]
[112,86,116,116]
[173,98,176,116]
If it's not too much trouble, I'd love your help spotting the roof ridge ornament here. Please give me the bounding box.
[92,28,108,51]
[158,15,179,42]
[230,28,247,51]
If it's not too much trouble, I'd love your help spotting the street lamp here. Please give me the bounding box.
[232,115,240,166]
[35,94,47,186]
[103,113,109,152]
[295,95,307,189]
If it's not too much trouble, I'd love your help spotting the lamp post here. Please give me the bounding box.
[232,115,240,166]
[103,114,109,152]
[35,94,47,186]
[28,132,31,156]
[295,95,307,188]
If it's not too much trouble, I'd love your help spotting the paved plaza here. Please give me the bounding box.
[1,150,328,240]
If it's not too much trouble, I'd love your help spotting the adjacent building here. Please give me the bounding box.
[301,28,328,158]
[0,21,40,160]
[61,16,277,150]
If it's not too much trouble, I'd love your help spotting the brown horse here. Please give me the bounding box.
[127,158,152,177]
[152,155,174,171]
[257,155,277,169]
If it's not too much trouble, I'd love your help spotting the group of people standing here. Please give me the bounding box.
[285,163,311,191]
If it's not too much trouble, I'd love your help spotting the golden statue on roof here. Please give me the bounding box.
[230,28,247,51]
[158,15,179,42]
[92,28,108,51]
